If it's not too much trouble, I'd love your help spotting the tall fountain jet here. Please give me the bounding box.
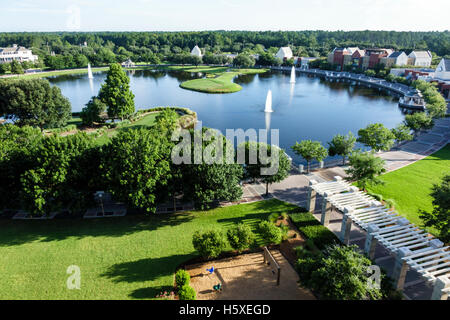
[290,66,296,84]
[264,90,273,113]
[87,63,94,79]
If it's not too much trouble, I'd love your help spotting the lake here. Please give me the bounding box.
[47,69,405,163]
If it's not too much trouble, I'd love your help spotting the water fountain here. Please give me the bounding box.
[264,90,273,113]
[87,63,94,79]
[290,66,296,84]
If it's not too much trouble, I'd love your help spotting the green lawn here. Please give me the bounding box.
[94,112,161,145]
[7,67,109,79]
[366,144,450,235]
[180,67,268,94]
[0,199,298,299]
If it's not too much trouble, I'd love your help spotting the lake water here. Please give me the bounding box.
[47,69,405,163]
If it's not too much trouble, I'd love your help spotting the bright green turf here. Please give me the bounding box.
[94,112,161,146]
[366,144,450,235]
[0,199,297,299]
[180,68,268,94]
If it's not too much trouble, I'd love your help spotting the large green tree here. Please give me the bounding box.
[233,53,255,68]
[403,112,434,137]
[241,141,291,195]
[345,151,386,191]
[0,124,43,210]
[357,123,395,152]
[20,133,95,215]
[291,140,328,173]
[391,124,413,146]
[99,63,135,120]
[0,78,71,130]
[80,96,106,126]
[327,132,356,165]
[420,175,450,242]
[178,129,243,209]
[100,128,172,213]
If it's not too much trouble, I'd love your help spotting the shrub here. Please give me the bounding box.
[268,212,280,224]
[178,285,196,300]
[192,230,227,259]
[302,244,383,300]
[226,223,255,252]
[384,199,396,209]
[289,211,338,250]
[80,97,106,126]
[175,269,190,289]
[280,223,290,241]
[258,220,282,245]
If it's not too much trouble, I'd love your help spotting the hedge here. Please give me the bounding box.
[289,211,339,250]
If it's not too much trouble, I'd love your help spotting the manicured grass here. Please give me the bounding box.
[180,68,267,94]
[95,112,161,145]
[6,67,109,79]
[366,144,450,235]
[0,199,297,299]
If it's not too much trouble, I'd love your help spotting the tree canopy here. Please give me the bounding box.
[0,78,71,129]
[357,123,395,152]
[291,140,328,173]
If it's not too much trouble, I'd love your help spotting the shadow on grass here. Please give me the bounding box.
[0,212,194,247]
[101,253,192,299]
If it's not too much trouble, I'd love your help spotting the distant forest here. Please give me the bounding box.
[0,31,449,70]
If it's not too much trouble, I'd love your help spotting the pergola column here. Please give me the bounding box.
[364,224,379,260]
[340,208,353,245]
[431,276,450,300]
[392,247,412,291]
[306,179,318,213]
[321,193,331,227]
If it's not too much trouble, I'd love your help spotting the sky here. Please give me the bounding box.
[0,0,449,32]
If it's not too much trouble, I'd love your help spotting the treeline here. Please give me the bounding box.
[0,31,449,72]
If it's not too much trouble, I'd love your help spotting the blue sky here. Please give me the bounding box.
[0,0,449,32]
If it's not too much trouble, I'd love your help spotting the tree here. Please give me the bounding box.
[154,108,179,134]
[327,132,356,165]
[357,123,395,152]
[20,133,95,215]
[420,175,450,242]
[0,78,71,130]
[10,60,24,74]
[403,112,434,137]
[305,245,382,300]
[391,124,413,146]
[0,124,43,210]
[233,53,255,68]
[179,129,243,209]
[345,151,386,191]
[98,63,135,120]
[100,128,172,213]
[80,96,106,126]
[291,140,328,173]
[241,142,291,195]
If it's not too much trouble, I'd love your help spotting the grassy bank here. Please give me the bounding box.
[180,68,267,93]
[366,144,450,235]
[0,199,296,299]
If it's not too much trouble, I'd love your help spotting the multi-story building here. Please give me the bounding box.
[433,58,450,99]
[0,44,38,64]
[380,51,408,68]
[328,47,394,71]
[360,48,393,70]
[407,51,432,67]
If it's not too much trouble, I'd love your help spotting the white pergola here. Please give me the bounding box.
[307,176,450,300]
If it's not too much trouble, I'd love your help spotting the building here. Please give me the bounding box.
[191,45,203,57]
[121,59,135,68]
[297,57,319,69]
[408,51,432,67]
[276,47,293,61]
[398,89,426,110]
[433,58,450,99]
[0,44,38,64]
[381,51,408,67]
[361,48,393,70]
